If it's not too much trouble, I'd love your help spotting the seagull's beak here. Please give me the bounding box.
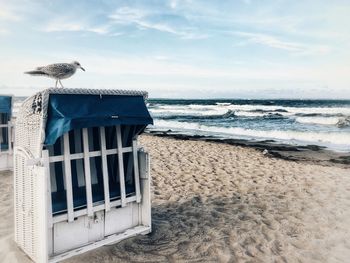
[80,66,85,71]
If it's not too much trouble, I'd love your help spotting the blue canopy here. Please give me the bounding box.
[0,96,12,114]
[45,94,153,145]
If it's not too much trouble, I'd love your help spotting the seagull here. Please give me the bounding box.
[24,61,85,88]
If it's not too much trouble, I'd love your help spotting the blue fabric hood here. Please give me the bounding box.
[45,94,153,145]
[0,96,12,114]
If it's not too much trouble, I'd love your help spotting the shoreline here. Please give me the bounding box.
[146,130,350,168]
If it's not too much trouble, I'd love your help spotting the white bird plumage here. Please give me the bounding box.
[25,61,85,88]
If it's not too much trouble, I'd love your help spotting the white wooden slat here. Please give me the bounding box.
[48,148,132,163]
[116,125,126,207]
[100,127,110,211]
[60,136,67,196]
[74,129,85,187]
[63,133,74,222]
[42,150,53,228]
[132,140,141,203]
[47,146,57,193]
[88,129,98,185]
[122,147,133,153]
[107,147,133,154]
[8,122,12,153]
[105,149,117,155]
[82,128,93,217]
[49,155,64,163]
[89,151,102,157]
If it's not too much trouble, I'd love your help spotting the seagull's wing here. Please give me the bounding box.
[40,63,74,78]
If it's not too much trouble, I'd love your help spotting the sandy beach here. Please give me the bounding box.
[1,135,350,262]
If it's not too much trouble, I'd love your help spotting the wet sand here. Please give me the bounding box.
[1,135,350,262]
[147,130,350,169]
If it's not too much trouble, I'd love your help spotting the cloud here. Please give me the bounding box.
[234,31,330,55]
[0,28,8,35]
[40,6,207,39]
[109,7,207,39]
[0,7,20,21]
[170,0,178,9]
[108,6,145,23]
[42,20,110,35]
[169,0,193,9]
[41,6,207,39]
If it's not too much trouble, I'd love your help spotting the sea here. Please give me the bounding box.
[12,97,350,152]
[147,99,350,152]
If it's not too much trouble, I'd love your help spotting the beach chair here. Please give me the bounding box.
[0,94,13,171]
[14,88,153,263]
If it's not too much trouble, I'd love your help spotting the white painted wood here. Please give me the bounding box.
[48,227,53,257]
[87,129,98,185]
[105,149,117,155]
[104,205,133,236]
[49,155,64,163]
[139,151,152,228]
[53,210,105,255]
[47,147,57,193]
[8,122,12,153]
[132,140,141,203]
[87,211,104,242]
[53,216,88,254]
[116,125,126,207]
[49,225,151,263]
[60,137,66,190]
[35,164,49,263]
[42,150,53,228]
[99,127,110,211]
[82,128,93,217]
[74,129,85,187]
[63,133,74,222]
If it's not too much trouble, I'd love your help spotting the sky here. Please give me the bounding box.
[0,0,350,99]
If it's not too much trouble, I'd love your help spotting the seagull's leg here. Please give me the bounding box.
[59,79,64,88]
[55,79,58,88]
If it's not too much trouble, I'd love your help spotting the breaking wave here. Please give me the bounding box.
[152,120,350,151]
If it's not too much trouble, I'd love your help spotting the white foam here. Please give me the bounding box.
[234,111,266,117]
[150,107,228,116]
[215,102,231,106]
[295,117,340,126]
[151,103,350,117]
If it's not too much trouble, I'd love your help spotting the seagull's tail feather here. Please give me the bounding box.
[24,70,48,76]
